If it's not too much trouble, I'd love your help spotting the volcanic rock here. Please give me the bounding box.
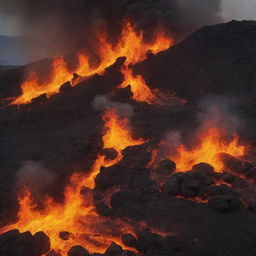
[101,148,118,160]
[95,201,113,217]
[0,229,51,256]
[95,164,131,191]
[121,145,152,168]
[33,231,51,255]
[59,231,70,240]
[110,85,133,102]
[121,233,137,248]
[219,153,252,174]
[31,93,48,105]
[161,174,181,196]
[136,231,165,256]
[67,245,90,256]
[155,159,176,176]
[105,242,123,256]
[180,173,201,198]
[192,162,215,176]
[208,194,243,212]
[59,81,72,93]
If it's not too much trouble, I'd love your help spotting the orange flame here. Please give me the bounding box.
[119,65,160,104]
[85,109,145,188]
[12,22,173,105]
[172,127,245,172]
[0,109,144,255]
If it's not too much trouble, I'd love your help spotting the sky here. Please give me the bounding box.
[0,0,256,36]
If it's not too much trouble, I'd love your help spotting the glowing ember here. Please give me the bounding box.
[172,127,245,172]
[12,21,173,105]
[0,109,144,255]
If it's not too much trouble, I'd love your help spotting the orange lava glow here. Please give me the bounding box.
[172,127,246,172]
[12,21,173,105]
[0,109,144,255]
[84,108,145,189]
[119,65,160,104]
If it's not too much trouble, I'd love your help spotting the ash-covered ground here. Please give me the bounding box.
[1,21,256,256]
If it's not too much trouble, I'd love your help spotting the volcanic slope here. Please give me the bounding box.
[1,21,256,256]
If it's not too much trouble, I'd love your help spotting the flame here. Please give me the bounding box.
[172,127,245,172]
[85,109,145,188]
[0,109,144,255]
[12,22,173,105]
[119,65,159,104]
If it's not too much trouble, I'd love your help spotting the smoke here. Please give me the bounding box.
[16,161,56,196]
[0,0,223,62]
[93,95,133,119]
[197,96,242,134]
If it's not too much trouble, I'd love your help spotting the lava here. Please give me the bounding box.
[119,65,160,104]
[172,127,246,172]
[0,108,144,255]
[12,21,173,105]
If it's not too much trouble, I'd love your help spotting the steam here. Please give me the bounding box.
[197,96,242,133]
[16,161,56,196]
[93,95,133,119]
[0,0,223,61]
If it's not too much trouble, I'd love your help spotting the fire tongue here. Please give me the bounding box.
[0,108,144,255]
[172,127,246,172]
[12,22,173,105]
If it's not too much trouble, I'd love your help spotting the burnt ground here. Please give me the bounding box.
[1,20,256,256]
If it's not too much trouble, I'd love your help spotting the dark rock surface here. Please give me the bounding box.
[1,21,256,256]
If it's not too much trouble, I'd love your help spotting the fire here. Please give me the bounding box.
[0,109,144,255]
[12,21,173,105]
[172,127,246,172]
[85,109,145,188]
[119,65,159,104]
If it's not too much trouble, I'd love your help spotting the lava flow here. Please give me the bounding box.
[0,109,144,255]
[172,127,246,172]
[12,21,173,105]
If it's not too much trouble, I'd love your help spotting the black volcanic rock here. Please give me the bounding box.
[135,20,256,101]
[67,245,90,256]
[0,230,51,256]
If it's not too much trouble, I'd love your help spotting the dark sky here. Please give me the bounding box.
[0,0,256,36]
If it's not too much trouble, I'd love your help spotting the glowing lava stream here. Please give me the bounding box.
[0,109,145,255]
[172,127,245,172]
[12,22,173,105]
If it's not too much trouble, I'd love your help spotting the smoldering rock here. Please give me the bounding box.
[121,233,137,248]
[0,229,51,256]
[121,144,152,168]
[218,172,235,184]
[136,231,166,256]
[120,251,137,256]
[59,81,72,94]
[46,250,61,256]
[192,162,215,176]
[208,184,243,212]
[100,148,118,160]
[33,231,51,256]
[208,194,243,212]
[219,153,252,174]
[155,159,176,176]
[180,172,202,198]
[110,190,142,219]
[31,93,48,105]
[95,201,113,217]
[161,174,181,196]
[67,245,90,256]
[110,85,133,103]
[129,170,155,194]
[59,231,70,241]
[95,164,131,191]
[104,242,123,256]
